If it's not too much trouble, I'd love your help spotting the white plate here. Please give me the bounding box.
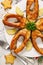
[0,0,43,60]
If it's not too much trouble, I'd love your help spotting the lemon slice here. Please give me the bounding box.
[26,41,32,51]
[39,8,43,16]
[16,6,24,16]
[6,29,17,35]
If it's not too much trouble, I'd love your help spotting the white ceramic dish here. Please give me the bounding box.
[0,0,43,65]
[0,0,43,60]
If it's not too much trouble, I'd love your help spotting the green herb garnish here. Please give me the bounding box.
[38,56,43,63]
[26,22,36,31]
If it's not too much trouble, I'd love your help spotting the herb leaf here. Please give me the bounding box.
[38,56,43,63]
[26,22,36,31]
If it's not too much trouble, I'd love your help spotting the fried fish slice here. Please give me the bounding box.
[26,0,39,22]
[36,18,43,31]
[32,30,43,55]
[10,29,30,53]
[3,14,26,29]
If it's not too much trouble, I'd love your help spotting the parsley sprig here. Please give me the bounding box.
[26,22,36,31]
[38,56,43,63]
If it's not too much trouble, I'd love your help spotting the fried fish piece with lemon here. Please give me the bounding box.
[5,53,16,64]
[16,6,24,16]
[26,41,32,51]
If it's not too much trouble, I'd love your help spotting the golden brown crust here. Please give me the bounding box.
[26,0,39,22]
[10,29,30,53]
[36,18,43,31]
[32,30,43,55]
[3,14,26,28]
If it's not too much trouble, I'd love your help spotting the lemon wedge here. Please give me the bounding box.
[39,8,43,16]
[6,29,17,35]
[16,6,24,16]
[26,41,32,51]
